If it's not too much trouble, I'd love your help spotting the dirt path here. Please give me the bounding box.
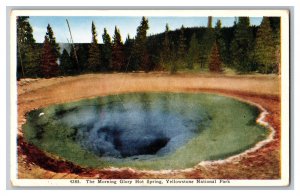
[17,73,281,179]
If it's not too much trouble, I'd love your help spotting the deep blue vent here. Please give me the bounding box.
[53,93,211,160]
[94,126,170,157]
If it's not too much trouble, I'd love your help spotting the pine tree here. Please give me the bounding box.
[46,24,60,59]
[69,44,80,73]
[215,19,226,65]
[111,26,126,71]
[60,49,74,75]
[207,16,213,28]
[231,17,254,73]
[176,25,186,65]
[131,16,149,71]
[124,35,134,71]
[208,42,222,72]
[187,33,200,69]
[40,36,59,78]
[102,28,112,71]
[87,22,101,72]
[17,16,39,78]
[70,44,89,73]
[269,17,281,74]
[160,24,172,70]
[254,17,277,73]
[199,16,215,69]
[170,25,186,74]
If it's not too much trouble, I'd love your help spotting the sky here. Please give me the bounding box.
[29,16,263,43]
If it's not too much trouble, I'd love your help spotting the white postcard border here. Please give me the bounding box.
[10,9,290,187]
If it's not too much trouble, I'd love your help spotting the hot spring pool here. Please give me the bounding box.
[23,93,269,170]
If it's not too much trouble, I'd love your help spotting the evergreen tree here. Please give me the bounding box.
[40,35,59,78]
[46,24,60,59]
[187,33,200,69]
[160,24,172,70]
[69,44,80,73]
[269,17,280,33]
[231,17,254,73]
[208,42,222,72]
[270,17,281,74]
[215,19,226,65]
[17,16,39,78]
[131,16,149,71]
[168,25,187,74]
[199,17,215,69]
[124,35,134,71]
[254,17,278,73]
[102,28,112,71]
[71,44,89,73]
[87,22,101,71]
[166,25,187,74]
[60,49,74,75]
[69,45,80,73]
[207,16,213,28]
[169,41,177,73]
[147,38,161,71]
[111,26,126,71]
[176,25,186,66]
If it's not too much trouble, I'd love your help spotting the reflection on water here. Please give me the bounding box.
[55,93,211,160]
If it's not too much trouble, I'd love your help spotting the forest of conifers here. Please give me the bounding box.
[17,16,280,79]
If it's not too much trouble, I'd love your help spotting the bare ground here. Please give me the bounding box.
[16,72,281,179]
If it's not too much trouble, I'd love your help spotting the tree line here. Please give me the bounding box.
[17,16,280,79]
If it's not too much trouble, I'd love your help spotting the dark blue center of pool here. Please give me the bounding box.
[54,93,211,160]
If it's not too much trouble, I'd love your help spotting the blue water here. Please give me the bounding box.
[57,93,211,160]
